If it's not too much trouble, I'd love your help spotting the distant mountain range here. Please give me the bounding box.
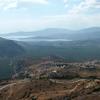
[0,27,100,80]
[0,27,100,41]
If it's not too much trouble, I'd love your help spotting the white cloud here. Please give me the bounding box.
[64,0,68,3]
[0,13,100,33]
[64,0,68,7]
[0,0,48,10]
[68,0,100,14]
[42,13,100,29]
[21,0,48,5]
[3,1,18,10]
[85,0,100,8]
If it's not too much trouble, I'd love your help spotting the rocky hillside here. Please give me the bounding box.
[0,58,100,100]
[0,79,100,100]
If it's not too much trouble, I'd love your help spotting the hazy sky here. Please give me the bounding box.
[0,0,100,33]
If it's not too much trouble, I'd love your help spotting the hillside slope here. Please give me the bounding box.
[0,37,24,57]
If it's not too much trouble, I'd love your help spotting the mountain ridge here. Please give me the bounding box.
[0,27,100,41]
